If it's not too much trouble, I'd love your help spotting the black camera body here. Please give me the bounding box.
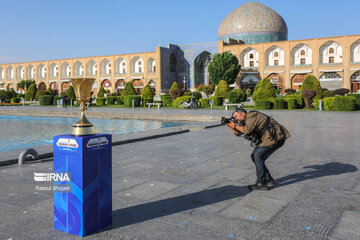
[221,116,236,125]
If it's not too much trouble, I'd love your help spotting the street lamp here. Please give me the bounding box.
[182,76,187,90]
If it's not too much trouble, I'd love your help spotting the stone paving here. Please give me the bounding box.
[0,110,360,239]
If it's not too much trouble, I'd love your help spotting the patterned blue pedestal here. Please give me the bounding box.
[53,134,112,237]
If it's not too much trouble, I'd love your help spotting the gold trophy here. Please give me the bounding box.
[70,78,96,136]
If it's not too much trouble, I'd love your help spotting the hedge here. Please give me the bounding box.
[35,90,47,101]
[106,96,117,105]
[143,98,153,107]
[199,98,210,107]
[124,95,141,107]
[227,89,246,103]
[334,96,356,111]
[284,94,304,108]
[160,94,172,107]
[347,94,360,110]
[173,96,192,109]
[287,99,297,109]
[96,97,106,106]
[11,97,21,103]
[116,96,124,105]
[273,98,286,109]
[323,97,336,111]
[39,95,53,106]
[53,96,61,105]
[323,90,335,98]
[255,100,273,110]
[210,96,223,106]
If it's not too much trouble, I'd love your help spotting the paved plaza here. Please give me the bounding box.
[0,109,360,239]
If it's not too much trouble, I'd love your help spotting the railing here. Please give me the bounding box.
[290,64,312,67]
[350,61,360,65]
[319,63,342,66]
[265,65,285,69]
[242,67,258,70]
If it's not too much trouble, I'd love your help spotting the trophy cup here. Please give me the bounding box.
[70,78,96,136]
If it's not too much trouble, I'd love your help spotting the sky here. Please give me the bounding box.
[0,0,359,64]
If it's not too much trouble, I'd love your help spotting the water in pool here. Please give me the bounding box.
[0,115,187,152]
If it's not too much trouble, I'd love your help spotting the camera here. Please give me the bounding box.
[244,133,261,146]
[221,116,236,125]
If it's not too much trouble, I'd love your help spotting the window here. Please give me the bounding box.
[329,48,334,54]
[274,52,279,57]
[300,50,305,56]
[329,57,334,63]
[301,58,305,65]
[274,60,279,66]
[249,61,254,67]
[250,54,254,59]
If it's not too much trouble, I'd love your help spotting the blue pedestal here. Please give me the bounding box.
[53,134,112,237]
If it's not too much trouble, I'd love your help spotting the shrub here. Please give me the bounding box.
[252,78,276,101]
[116,96,124,105]
[284,94,304,108]
[287,99,297,109]
[106,96,117,105]
[170,89,184,99]
[169,81,180,92]
[160,94,172,106]
[165,98,173,107]
[323,97,336,111]
[215,80,230,98]
[11,97,21,103]
[210,96,223,106]
[334,96,356,111]
[246,88,252,97]
[255,100,273,110]
[285,89,296,94]
[143,98,153,107]
[273,98,286,109]
[35,90,47,100]
[323,90,335,98]
[66,86,76,100]
[96,97,106,106]
[334,88,350,96]
[141,85,154,99]
[121,82,137,96]
[301,90,317,108]
[109,92,120,96]
[124,95,141,107]
[173,96,192,108]
[191,91,202,99]
[199,98,210,107]
[39,95,53,106]
[300,75,323,99]
[197,85,215,97]
[227,89,246,103]
[25,83,37,101]
[347,94,360,110]
[98,87,105,98]
[53,96,61,105]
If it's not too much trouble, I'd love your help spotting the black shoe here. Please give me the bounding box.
[248,182,269,191]
[267,178,275,187]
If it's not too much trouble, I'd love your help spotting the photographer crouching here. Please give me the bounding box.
[221,107,290,191]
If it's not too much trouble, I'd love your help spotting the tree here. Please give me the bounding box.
[197,85,215,97]
[17,80,35,92]
[66,86,76,100]
[208,52,241,86]
[169,82,180,92]
[141,85,154,99]
[301,90,317,108]
[24,83,37,101]
[97,87,105,98]
[252,78,276,101]
[214,80,230,98]
[121,82,137,96]
[300,75,323,99]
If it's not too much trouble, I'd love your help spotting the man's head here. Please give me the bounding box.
[233,107,247,122]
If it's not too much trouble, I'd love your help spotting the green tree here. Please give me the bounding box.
[17,80,35,92]
[141,85,154,99]
[252,78,276,101]
[24,83,37,101]
[215,80,230,98]
[66,86,76,100]
[97,86,105,98]
[121,82,137,96]
[208,52,241,86]
[300,75,323,99]
[169,81,180,92]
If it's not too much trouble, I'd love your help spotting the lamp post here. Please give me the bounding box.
[182,76,187,90]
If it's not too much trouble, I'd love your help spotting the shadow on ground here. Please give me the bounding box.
[104,162,357,232]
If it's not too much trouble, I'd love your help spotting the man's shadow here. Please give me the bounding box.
[105,162,357,231]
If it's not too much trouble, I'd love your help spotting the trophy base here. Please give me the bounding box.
[72,124,96,136]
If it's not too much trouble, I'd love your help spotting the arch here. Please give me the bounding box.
[148,58,156,72]
[100,58,111,75]
[61,62,70,77]
[37,64,46,78]
[350,39,360,63]
[241,48,259,68]
[50,82,58,91]
[194,51,212,87]
[267,73,284,90]
[73,61,83,76]
[0,67,4,80]
[115,57,127,74]
[38,82,46,90]
[7,83,15,91]
[351,71,360,92]
[170,54,177,72]
[16,66,24,80]
[26,65,35,79]
[132,79,144,95]
[240,74,259,87]
[86,59,97,76]
[265,46,284,67]
[291,43,312,65]
[319,41,342,64]
[319,72,342,90]
[148,80,156,94]
[49,63,58,78]
[61,82,71,92]
[101,79,112,89]
[130,56,144,73]
[291,74,308,90]
[7,66,14,80]
[115,79,125,94]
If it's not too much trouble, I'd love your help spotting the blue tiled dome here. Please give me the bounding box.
[217,1,288,44]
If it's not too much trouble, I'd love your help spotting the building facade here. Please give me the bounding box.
[1,1,360,95]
